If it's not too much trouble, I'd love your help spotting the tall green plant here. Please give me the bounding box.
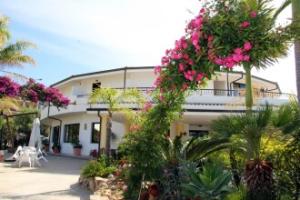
[89,88,145,158]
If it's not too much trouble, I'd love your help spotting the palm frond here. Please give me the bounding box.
[273,0,292,20]
[0,97,21,115]
[0,41,36,68]
[0,16,10,47]
[185,137,231,161]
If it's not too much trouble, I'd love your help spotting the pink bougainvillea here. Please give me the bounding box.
[0,76,20,98]
[0,76,70,108]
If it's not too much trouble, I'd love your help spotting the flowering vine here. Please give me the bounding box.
[0,76,70,108]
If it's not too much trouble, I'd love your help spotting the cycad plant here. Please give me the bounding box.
[212,105,274,200]
[159,136,231,199]
[182,162,233,200]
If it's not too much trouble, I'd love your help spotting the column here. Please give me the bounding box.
[170,122,177,139]
[100,113,108,150]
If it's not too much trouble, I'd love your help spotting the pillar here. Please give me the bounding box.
[100,113,108,150]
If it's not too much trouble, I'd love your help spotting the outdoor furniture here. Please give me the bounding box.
[17,146,48,167]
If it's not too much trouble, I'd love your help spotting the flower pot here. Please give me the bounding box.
[0,151,4,162]
[73,147,82,156]
[52,147,60,154]
[53,148,60,154]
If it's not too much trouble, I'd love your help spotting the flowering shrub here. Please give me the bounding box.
[0,76,20,98]
[123,0,299,199]
[0,76,70,108]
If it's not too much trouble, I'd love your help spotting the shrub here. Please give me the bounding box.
[81,157,116,178]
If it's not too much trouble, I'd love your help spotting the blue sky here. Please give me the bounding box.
[0,0,296,93]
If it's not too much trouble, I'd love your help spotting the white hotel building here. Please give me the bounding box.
[40,66,290,156]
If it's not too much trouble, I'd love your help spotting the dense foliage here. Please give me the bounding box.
[120,0,300,199]
[81,157,117,178]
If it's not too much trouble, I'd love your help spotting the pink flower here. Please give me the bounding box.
[143,101,153,112]
[191,31,200,46]
[154,77,162,87]
[232,54,244,62]
[195,73,204,81]
[208,35,214,42]
[250,11,257,18]
[200,8,205,14]
[234,48,243,55]
[154,66,162,75]
[178,63,185,72]
[243,41,252,51]
[194,16,203,28]
[243,55,250,61]
[241,21,250,28]
[161,56,170,65]
[214,58,224,65]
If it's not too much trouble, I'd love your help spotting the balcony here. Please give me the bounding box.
[40,88,292,119]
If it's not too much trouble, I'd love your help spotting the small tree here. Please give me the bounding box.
[89,88,145,158]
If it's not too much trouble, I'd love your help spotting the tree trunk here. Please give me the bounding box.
[229,149,241,187]
[293,0,300,102]
[105,112,112,158]
[98,116,101,159]
[244,66,253,112]
[5,115,14,149]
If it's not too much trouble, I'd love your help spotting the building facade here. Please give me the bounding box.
[40,67,290,156]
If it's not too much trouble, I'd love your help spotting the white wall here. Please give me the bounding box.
[49,113,126,156]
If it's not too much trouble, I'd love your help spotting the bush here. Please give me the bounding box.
[81,157,116,178]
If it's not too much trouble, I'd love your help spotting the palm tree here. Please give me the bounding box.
[240,0,297,111]
[0,97,20,149]
[292,0,300,102]
[89,88,145,158]
[0,15,35,68]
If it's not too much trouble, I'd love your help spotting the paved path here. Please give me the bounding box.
[0,155,90,200]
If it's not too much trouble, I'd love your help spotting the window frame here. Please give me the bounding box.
[91,122,101,143]
[63,123,80,143]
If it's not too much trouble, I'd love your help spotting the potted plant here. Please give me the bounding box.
[72,138,82,156]
[52,143,61,154]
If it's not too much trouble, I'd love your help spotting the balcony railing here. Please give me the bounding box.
[40,88,293,119]
[75,88,292,100]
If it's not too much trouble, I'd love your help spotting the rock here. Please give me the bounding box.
[88,178,96,191]
[95,177,109,182]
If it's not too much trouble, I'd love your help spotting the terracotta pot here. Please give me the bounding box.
[73,147,82,156]
[52,148,60,154]
[0,154,4,162]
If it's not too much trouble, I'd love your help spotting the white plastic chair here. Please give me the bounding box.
[37,148,48,163]
[18,147,41,168]
[11,146,23,160]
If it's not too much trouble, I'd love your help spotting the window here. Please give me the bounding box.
[64,123,80,143]
[91,122,101,143]
[52,126,60,144]
[189,130,209,137]
[92,82,101,91]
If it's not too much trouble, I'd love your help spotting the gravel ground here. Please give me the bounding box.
[0,155,90,200]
